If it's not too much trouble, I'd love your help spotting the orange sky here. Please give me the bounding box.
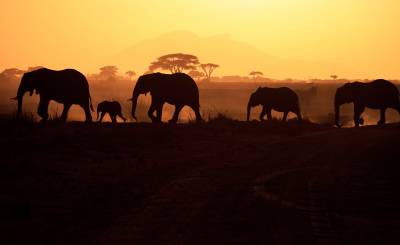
[1,0,399,79]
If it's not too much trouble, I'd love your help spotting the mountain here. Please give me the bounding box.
[108,31,355,79]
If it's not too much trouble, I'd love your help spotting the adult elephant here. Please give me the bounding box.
[130,72,202,123]
[247,87,302,122]
[12,68,94,122]
[334,79,400,127]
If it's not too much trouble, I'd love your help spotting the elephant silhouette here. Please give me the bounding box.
[130,72,202,123]
[335,79,400,127]
[97,100,127,123]
[247,87,302,122]
[11,68,94,122]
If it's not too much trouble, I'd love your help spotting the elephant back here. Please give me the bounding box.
[265,87,299,102]
[260,87,300,110]
[154,73,200,106]
[367,79,400,106]
[44,69,90,102]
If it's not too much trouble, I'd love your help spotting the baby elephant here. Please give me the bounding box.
[97,101,127,123]
[247,87,302,122]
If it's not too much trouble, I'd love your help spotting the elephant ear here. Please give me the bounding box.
[35,82,42,95]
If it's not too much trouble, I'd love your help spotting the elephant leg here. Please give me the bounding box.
[111,114,117,123]
[190,104,203,122]
[99,112,106,122]
[147,103,157,122]
[294,107,302,121]
[82,104,92,122]
[353,105,364,127]
[37,97,50,121]
[282,111,289,122]
[169,104,184,124]
[378,108,386,125]
[155,103,164,123]
[60,103,72,122]
[266,109,272,120]
[259,106,267,121]
[118,111,127,122]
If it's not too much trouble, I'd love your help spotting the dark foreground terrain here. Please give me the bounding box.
[1,119,400,245]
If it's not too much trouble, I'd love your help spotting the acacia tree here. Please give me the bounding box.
[249,71,263,79]
[125,70,136,80]
[149,53,200,73]
[99,66,118,80]
[330,75,338,80]
[200,63,219,81]
[188,70,204,82]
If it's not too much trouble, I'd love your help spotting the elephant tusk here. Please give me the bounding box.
[127,98,133,101]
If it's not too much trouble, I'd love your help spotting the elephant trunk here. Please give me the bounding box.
[17,96,23,117]
[16,85,26,117]
[96,110,100,121]
[247,103,252,121]
[247,94,256,121]
[334,101,342,128]
[131,92,139,121]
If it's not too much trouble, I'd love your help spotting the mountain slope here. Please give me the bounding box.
[108,31,355,79]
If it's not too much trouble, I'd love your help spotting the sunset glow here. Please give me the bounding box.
[1,0,399,78]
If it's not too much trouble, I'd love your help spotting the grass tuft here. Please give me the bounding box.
[208,112,236,123]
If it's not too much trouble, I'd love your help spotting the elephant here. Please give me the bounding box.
[130,72,202,123]
[247,87,302,122]
[12,68,93,122]
[334,79,400,127]
[97,100,127,123]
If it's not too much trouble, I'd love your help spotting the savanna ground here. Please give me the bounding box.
[1,80,400,244]
[1,117,400,245]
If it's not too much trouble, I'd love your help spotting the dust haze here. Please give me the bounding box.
[1,69,399,126]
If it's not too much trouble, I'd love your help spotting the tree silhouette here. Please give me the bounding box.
[200,63,219,81]
[149,53,200,73]
[249,71,263,79]
[99,66,118,80]
[330,75,338,80]
[188,70,204,82]
[126,70,136,80]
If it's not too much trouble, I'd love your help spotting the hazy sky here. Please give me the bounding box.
[1,0,399,78]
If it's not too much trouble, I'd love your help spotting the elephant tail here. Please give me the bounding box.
[89,96,94,112]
